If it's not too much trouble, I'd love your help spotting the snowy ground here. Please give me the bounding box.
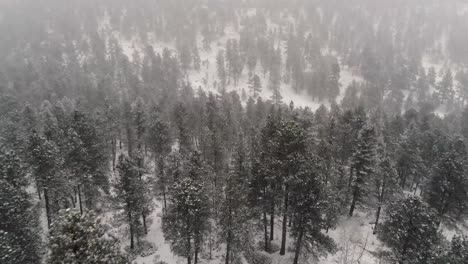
[106,21,363,112]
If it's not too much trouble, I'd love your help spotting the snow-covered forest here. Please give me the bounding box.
[1,0,468,263]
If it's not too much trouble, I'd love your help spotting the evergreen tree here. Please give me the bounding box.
[289,155,337,264]
[249,74,262,98]
[373,152,401,233]
[0,144,41,264]
[112,155,147,250]
[29,130,64,228]
[47,209,127,264]
[219,139,252,264]
[436,235,468,264]
[437,69,454,104]
[173,102,192,154]
[131,97,150,233]
[70,108,109,211]
[146,106,172,210]
[341,82,360,110]
[379,196,441,264]
[426,138,468,223]
[349,123,377,216]
[327,60,341,101]
[269,48,282,105]
[163,152,210,264]
[217,50,227,90]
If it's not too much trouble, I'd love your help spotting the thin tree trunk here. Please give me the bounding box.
[44,188,51,229]
[128,211,134,249]
[349,186,359,217]
[374,205,382,235]
[270,205,275,241]
[142,213,148,234]
[194,247,199,264]
[280,186,289,255]
[78,185,83,215]
[293,224,304,264]
[70,194,76,208]
[187,237,192,264]
[225,234,231,264]
[36,180,41,200]
[158,156,167,211]
[112,138,116,171]
[263,211,269,252]
[374,181,386,234]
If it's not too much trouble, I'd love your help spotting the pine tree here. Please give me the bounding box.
[249,74,262,98]
[258,117,309,255]
[426,138,468,223]
[436,235,468,264]
[217,50,227,90]
[163,152,210,264]
[327,60,341,101]
[131,97,150,233]
[47,209,127,264]
[112,155,147,250]
[378,196,441,264]
[349,123,377,216]
[220,139,252,264]
[0,144,41,264]
[173,102,192,154]
[289,155,337,264]
[29,129,64,228]
[437,69,454,104]
[269,48,282,105]
[396,124,424,190]
[341,82,360,110]
[146,106,172,210]
[70,108,109,211]
[373,152,401,234]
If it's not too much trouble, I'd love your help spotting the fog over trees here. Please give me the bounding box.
[1,0,468,263]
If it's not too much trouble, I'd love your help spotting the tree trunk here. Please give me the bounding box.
[36,180,41,200]
[280,187,289,255]
[225,234,231,264]
[270,205,275,241]
[44,188,51,229]
[128,211,134,249]
[194,247,199,264]
[374,181,386,234]
[293,224,304,264]
[349,186,359,217]
[77,185,83,215]
[112,138,116,171]
[142,212,148,234]
[70,194,76,208]
[374,205,382,235]
[187,237,192,264]
[158,156,167,211]
[263,211,269,252]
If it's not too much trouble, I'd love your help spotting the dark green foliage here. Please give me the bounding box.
[47,209,128,264]
[436,235,468,264]
[220,139,252,264]
[289,155,337,264]
[379,197,441,264]
[163,151,210,264]
[426,138,468,222]
[349,123,377,216]
[112,155,149,250]
[0,145,41,264]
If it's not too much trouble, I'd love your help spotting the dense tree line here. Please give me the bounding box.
[1,0,468,264]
